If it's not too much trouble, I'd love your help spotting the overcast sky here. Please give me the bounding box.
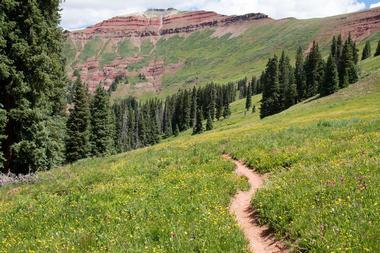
[60,0,380,30]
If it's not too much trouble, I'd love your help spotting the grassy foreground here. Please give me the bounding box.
[1,68,380,251]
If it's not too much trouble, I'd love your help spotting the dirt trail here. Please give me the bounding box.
[224,154,289,253]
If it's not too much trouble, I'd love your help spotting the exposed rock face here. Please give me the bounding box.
[69,11,269,40]
[68,10,270,92]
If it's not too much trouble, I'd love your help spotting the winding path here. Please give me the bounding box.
[224,154,289,253]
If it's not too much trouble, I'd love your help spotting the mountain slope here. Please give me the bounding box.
[63,8,380,99]
[1,57,380,252]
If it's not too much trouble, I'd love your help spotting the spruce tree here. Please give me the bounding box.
[174,124,180,137]
[90,86,114,157]
[65,78,91,163]
[261,56,281,118]
[375,40,380,57]
[295,47,307,101]
[0,106,6,170]
[340,40,358,87]
[1,0,66,173]
[209,85,216,120]
[206,113,213,131]
[321,55,339,97]
[216,88,223,121]
[362,41,372,60]
[193,105,204,135]
[223,103,231,119]
[331,36,338,60]
[245,84,252,112]
[304,41,324,98]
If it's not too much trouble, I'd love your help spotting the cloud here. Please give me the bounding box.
[370,2,380,8]
[60,0,367,30]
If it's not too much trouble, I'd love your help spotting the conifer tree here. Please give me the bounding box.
[362,41,372,60]
[245,84,252,112]
[137,109,147,147]
[295,47,307,101]
[321,55,339,97]
[174,124,180,137]
[193,105,204,135]
[340,40,358,87]
[216,88,223,121]
[182,90,191,130]
[304,42,324,98]
[331,36,338,60]
[1,0,66,173]
[90,86,114,156]
[65,78,91,163]
[0,106,6,170]
[375,40,380,57]
[206,113,213,131]
[190,87,197,125]
[261,56,281,118]
[223,102,231,119]
[209,85,216,120]
[335,34,343,65]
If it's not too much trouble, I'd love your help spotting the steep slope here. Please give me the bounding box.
[63,8,380,98]
[1,58,379,252]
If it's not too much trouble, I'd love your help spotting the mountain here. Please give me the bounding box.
[63,7,380,98]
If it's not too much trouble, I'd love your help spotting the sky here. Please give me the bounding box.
[60,0,380,30]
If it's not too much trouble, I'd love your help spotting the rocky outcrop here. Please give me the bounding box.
[69,11,269,40]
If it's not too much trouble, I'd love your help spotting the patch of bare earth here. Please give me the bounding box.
[224,154,289,253]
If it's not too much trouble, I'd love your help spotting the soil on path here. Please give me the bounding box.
[224,154,289,253]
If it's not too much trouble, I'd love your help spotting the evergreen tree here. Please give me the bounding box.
[137,109,147,147]
[245,84,252,112]
[375,40,380,57]
[1,0,66,173]
[206,113,213,131]
[261,56,281,118]
[362,41,372,60]
[90,86,114,157]
[193,105,204,135]
[331,36,338,60]
[304,41,325,98]
[65,78,91,163]
[295,47,307,101]
[209,85,216,120]
[163,99,173,138]
[0,106,6,170]
[190,87,197,125]
[340,40,358,87]
[174,124,180,137]
[251,76,257,95]
[216,87,223,121]
[183,90,192,129]
[335,34,343,65]
[321,55,339,97]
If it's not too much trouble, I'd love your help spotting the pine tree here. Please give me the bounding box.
[1,0,66,173]
[206,113,213,131]
[375,40,380,57]
[0,106,6,170]
[304,41,324,98]
[216,87,223,121]
[193,105,204,135]
[362,41,372,60]
[137,109,147,147]
[65,78,91,163]
[261,56,281,118]
[182,90,191,130]
[190,87,197,125]
[163,99,173,138]
[340,40,358,87]
[295,47,307,101]
[245,84,252,112]
[321,55,339,97]
[331,36,338,60]
[174,124,180,137]
[223,103,231,119]
[90,86,114,157]
[209,85,216,120]
[335,34,343,65]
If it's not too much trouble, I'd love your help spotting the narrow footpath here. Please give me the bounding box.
[224,154,289,253]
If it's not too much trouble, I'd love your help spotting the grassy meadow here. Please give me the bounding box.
[2,47,380,252]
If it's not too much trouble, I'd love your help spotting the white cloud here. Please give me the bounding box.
[370,2,380,8]
[60,0,368,30]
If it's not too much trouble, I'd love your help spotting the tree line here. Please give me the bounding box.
[260,34,367,119]
[113,82,236,153]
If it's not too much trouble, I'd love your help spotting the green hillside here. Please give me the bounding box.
[1,54,379,252]
[64,11,380,100]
